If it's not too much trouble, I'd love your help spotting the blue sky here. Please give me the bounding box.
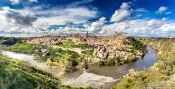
[0,0,175,37]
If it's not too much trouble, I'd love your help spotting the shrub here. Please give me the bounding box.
[132,40,146,52]
[64,59,79,73]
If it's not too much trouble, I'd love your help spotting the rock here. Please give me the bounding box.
[93,46,109,60]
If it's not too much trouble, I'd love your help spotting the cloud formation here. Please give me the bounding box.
[102,19,172,37]
[34,7,97,25]
[88,17,106,32]
[10,0,20,4]
[0,7,47,35]
[110,2,131,22]
[157,6,168,13]
[5,9,37,26]
[10,0,38,4]
[156,6,171,14]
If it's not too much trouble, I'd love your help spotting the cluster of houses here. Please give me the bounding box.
[26,33,141,62]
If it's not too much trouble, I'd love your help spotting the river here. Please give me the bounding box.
[0,48,157,89]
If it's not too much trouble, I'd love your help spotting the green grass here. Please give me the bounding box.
[7,42,47,54]
[57,40,92,49]
[81,50,94,56]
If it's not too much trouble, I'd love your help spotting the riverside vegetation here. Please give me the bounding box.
[114,38,175,89]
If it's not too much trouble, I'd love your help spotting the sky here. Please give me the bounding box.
[0,0,175,37]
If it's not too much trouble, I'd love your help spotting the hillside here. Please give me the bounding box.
[0,54,71,89]
[114,38,175,89]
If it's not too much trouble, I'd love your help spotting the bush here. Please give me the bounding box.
[64,59,79,73]
[2,38,21,46]
[114,71,148,89]
[132,40,146,52]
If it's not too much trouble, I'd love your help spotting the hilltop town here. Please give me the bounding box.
[26,33,146,63]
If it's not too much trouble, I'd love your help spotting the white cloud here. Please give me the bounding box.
[29,0,38,3]
[10,0,20,4]
[156,6,169,14]
[34,7,97,25]
[101,18,175,37]
[0,7,47,35]
[87,17,106,32]
[160,23,175,32]
[110,2,131,22]
[10,0,38,4]
[69,0,94,7]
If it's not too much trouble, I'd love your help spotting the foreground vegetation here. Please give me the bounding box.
[0,54,71,89]
[114,38,175,89]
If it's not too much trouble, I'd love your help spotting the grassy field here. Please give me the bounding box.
[114,38,175,89]
[57,40,93,49]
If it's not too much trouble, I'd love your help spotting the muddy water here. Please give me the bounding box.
[87,48,157,79]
